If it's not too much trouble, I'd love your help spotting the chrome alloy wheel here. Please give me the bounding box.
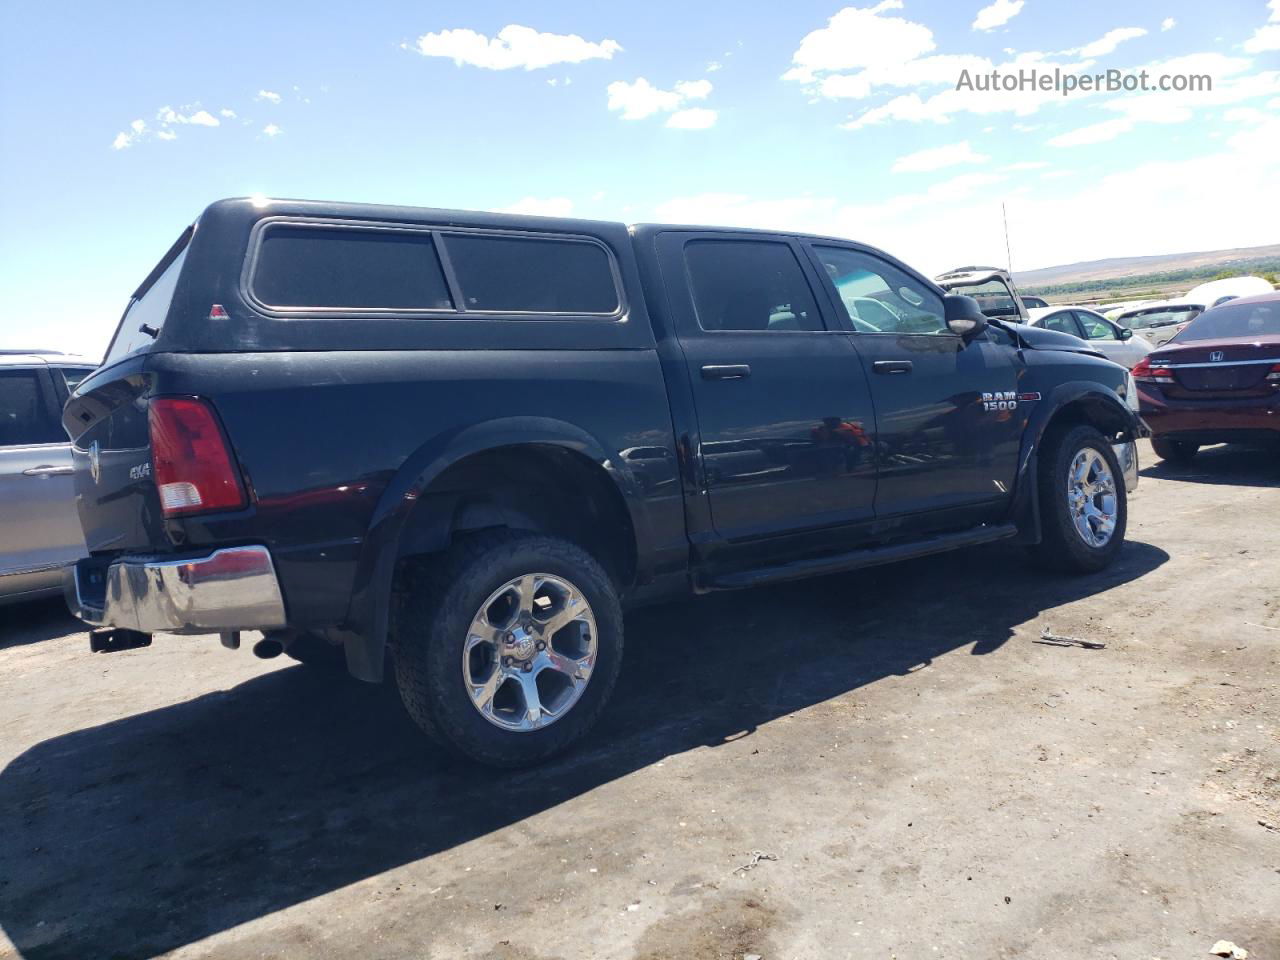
[462,573,597,732]
[1067,448,1118,548]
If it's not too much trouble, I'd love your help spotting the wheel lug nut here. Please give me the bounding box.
[536,641,545,650]
[522,662,533,672]
[503,656,513,667]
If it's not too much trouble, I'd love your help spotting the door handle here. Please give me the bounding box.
[23,465,74,477]
[701,364,751,380]
[873,360,913,375]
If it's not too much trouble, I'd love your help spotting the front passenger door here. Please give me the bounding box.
[805,245,1023,522]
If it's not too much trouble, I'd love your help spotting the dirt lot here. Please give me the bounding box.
[2,439,1278,960]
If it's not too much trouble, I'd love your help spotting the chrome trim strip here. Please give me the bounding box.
[1158,357,1280,369]
[66,545,287,635]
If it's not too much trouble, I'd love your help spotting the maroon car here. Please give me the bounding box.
[1133,291,1280,463]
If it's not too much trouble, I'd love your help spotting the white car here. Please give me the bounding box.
[1028,306,1154,368]
[1183,275,1274,309]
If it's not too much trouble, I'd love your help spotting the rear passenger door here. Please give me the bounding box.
[803,244,1022,521]
[657,232,877,542]
[0,366,85,578]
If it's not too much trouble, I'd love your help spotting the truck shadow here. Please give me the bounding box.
[0,539,1168,960]
[0,598,83,651]
[1140,443,1280,488]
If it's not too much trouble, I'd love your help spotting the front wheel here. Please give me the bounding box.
[1030,425,1127,574]
[1151,437,1199,464]
[393,532,623,767]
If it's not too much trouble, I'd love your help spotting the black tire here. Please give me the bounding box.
[1030,424,1127,574]
[282,632,347,671]
[1151,437,1199,464]
[393,531,623,767]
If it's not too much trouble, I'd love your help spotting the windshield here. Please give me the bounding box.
[1120,306,1201,329]
[945,279,1020,318]
[1177,300,1280,341]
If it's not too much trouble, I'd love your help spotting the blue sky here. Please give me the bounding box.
[1,0,1277,356]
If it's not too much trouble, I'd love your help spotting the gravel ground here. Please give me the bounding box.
[1,439,1277,960]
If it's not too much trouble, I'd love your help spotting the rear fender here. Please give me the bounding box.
[342,417,646,681]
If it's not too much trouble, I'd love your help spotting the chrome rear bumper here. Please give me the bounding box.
[65,545,287,635]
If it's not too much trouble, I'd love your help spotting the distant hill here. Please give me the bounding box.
[1014,244,1280,288]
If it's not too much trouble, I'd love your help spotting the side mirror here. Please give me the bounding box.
[943,294,988,341]
[1118,326,1133,341]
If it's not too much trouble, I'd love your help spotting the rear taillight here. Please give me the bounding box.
[1268,364,1280,383]
[1132,356,1174,384]
[148,397,247,517]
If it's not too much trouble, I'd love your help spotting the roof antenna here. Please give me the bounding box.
[1002,201,1013,275]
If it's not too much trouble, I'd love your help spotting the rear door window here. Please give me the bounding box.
[0,370,63,446]
[1040,311,1083,337]
[253,226,454,310]
[685,240,824,332]
[443,234,619,315]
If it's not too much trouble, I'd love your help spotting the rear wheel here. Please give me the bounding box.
[1031,424,1127,574]
[393,531,623,767]
[1151,437,1199,464]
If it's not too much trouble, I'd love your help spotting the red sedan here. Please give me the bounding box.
[1132,291,1280,463]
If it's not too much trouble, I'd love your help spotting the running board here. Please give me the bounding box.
[700,523,1018,591]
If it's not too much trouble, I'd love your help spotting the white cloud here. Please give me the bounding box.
[501,196,575,216]
[666,107,718,129]
[157,130,177,141]
[674,79,712,101]
[607,78,683,119]
[1004,160,1049,170]
[111,131,133,150]
[892,140,989,173]
[607,78,716,125]
[706,61,723,72]
[1047,118,1133,146]
[262,123,282,137]
[1075,27,1147,58]
[411,24,620,70]
[156,105,220,126]
[220,108,237,119]
[653,112,1280,280]
[1161,18,1177,31]
[1244,24,1280,52]
[972,0,1024,32]
[784,1,936,84]
[256,89,282,103]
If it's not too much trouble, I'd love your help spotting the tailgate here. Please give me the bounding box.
[62,358,169,554]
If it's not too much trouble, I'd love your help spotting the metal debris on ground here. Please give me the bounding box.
[1210,940,1248,959]
[1034,629,1106,650]
[732,850,778,876]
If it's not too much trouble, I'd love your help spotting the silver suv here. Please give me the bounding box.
[0,352,97,604]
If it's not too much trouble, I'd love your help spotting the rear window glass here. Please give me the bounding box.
[1179,300,1280,341]
[444,234,619,315]
[58,367,97,393]
[105,246,189,366]
[1121,306,1201,329]
[0,370,63,446]
[253,227,454,310]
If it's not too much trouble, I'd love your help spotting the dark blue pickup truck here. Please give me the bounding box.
[63,198,1144,766]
